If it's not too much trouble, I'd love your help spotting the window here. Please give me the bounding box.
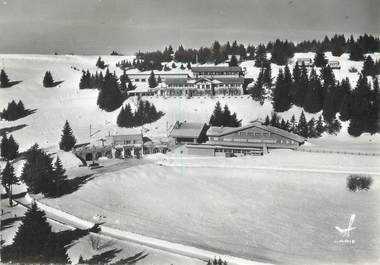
[223,138,232,141]
[239,132,246,136]
[135,78,140,82]
[141,78,146,82]
[213,137,219,141]
[263,133,269,137]
[254,132,261,137]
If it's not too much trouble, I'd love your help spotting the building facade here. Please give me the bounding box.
[184,122,305,156]
[156,66,245,97]
[169,121,209,144]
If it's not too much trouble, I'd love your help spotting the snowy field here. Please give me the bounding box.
[1,53,380,152]
[40,157,380,265]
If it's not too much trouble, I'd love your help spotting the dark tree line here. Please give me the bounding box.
[1,100,28,121]
[209,101,240,127]
[250,61,272,104]
[264,111,341,138]
[117,100,164,128]
[79,69,136,92]
[123,34,379,71]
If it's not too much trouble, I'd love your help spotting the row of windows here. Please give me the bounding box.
[211,137,295,144]
[168,83,241,88]
[196,72,240,76]
[239,131,270,137]
[115,140,139,145]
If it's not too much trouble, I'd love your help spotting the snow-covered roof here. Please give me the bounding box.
[192,66,242,73]
[170,121,206,138]
[207,122,305,142]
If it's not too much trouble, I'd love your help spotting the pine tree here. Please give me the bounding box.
[229,55,239,67]
[2,135,19,161]
[297,111,308,137]
[187,62,192,69]
[254,44,267,67]
[290,114,297,132]
[43,71,54,87]
[291,63,308,107]
[326,118,342,135]
[97,69,122,111]
[314,50,327,67]
[209,101,224,126]
[96,56,106,69]
[20,144,55,195]
[315,116,325,136]
[272,67,291,112]
[53,156,67,195]
[304,69,323,113]
[251,69,266,105]
[148,71,158,88]
[368,78,379,134]
[264,115,270,125]
[0,69,10,88]
[0,133,8,158]
[307,118,317,138]
[361,56,376,77]
[59,120,77,151]
[1,161,19,206]
[9,203,69,263]
[349,43,364,61]
[270,112,280,127]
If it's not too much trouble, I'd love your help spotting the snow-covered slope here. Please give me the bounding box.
[1,53,379,152]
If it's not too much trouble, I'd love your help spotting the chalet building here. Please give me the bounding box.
[328,60,341,69]
[185,122,305,156]
[169,121,209,144]
[296,58,313,67]
[74,134,168,161]
[156,66,245,97]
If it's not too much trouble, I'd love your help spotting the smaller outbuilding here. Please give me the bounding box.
[169,121,209,144]
[328,60,341,69]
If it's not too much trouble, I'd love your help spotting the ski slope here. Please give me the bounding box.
[1,53,379,152]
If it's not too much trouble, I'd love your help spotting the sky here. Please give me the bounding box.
[0,0,379,55]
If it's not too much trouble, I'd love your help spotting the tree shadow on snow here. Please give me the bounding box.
[52,81,64,87]
[1,191,27,200]
[1,216,23,231]
[48,174,94,198]
[1,80,23,88]
[82,249,148,265]
[0,124,27,135]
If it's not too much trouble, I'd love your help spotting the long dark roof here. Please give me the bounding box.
[192,66,242,72]
[165,78,189,84]
[170,122,206,138]
[207,122,305,142]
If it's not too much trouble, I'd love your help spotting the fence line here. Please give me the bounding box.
[296,148,380,157]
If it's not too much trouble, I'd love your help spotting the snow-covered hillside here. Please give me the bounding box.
[1,53,379,152]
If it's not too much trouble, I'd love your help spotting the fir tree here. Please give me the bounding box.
[1,161,19,206]
[96,56,106,69]
[53,156,67,195]
[251,69,266,105]
[349,43,364,61]
[97,69,122,111]
[229,55,239,67]
[43,71,54,87]
[148,71,158,88]
[361,56,376,77]
[254,44,267,67]
[209,101,224,126]
[307,118,317,138]
[368,78,379,134]
[59,120,77,151]
[264,115,270,125]
[187,62,192,69]
[8,203,69,264]
[304,69,323,113]
[20,144,55,195]
[314,50,327,67]
[326,118,342,135]
[0,69,10,88]
[1,134,19,161]
[297,111,308,137]
[272,67,292,112]
[291,63,308,107]
[315,116,325,136]
[290,114,297,132]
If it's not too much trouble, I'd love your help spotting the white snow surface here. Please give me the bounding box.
[1,53,379,152]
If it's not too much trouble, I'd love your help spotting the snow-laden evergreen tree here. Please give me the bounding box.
[209,101,224,126]
[254,44,267,67]
[6,203,69,264]
[291,62,308,107]
[53,156,67,195]
[290,114,297,132]
[59,120,77,151]
[96,56,106,69]
[1,161,19,206]
[368,78,379,134]
[187,62,192,69]
[303,69,323,113]
[307,118,317,138]
[314,50,327,67]
[148,71,158,88]
[229,55,239,67]
[297,111,308,137]
[361,56,376,77]
[0,134,19,161]
[272,67,292,112]
[251,68,266,105]
[349,43,364,61]
[97,69,122,111]
[43,71,54,87]
[0,69,10,88]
